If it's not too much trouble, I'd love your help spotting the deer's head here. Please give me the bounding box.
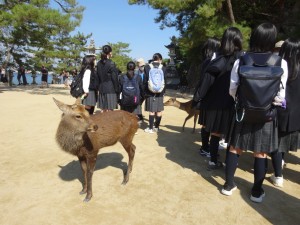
[53,98,98,133]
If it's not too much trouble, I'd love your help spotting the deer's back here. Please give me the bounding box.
[88,110,139,149]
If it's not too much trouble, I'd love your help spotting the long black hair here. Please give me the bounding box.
[220,27,243,56]
[202,37,220,60]
[249,23,277,52]
[80,55,95,74]
[279,38,300,82]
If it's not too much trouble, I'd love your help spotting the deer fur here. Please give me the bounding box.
[164,97,199,133]
[54,98,138,202]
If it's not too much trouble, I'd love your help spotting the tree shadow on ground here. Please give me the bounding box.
[58,152,127,186]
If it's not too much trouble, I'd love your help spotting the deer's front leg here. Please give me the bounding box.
[77,155,88,195]
[83,155,97,202]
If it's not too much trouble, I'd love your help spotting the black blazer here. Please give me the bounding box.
[96,59,119,94]
[200,55,236,110]
[278,70,300,132]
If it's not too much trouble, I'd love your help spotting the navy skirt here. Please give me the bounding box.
[199,108,234,136]
[121,104,142,115]
[145,96,164,112]
[98,93,118,110]
[278,130,300,152]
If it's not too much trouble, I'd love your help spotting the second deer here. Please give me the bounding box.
[164,97,200,133]
[54,98,138,202]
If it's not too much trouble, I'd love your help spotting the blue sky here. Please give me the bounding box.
[74,0,178,61]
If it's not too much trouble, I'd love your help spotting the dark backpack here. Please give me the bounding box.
[235,53,283,123]
[121,74,140,106]
[70,71,84,98]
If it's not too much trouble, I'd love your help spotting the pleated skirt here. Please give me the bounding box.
[98,93,118,110]
[229,119,278,153]
[145,96,164,112]
[82,90,97,106]
[199,108,234,136]
[121,104,142,115]
[278,130,300,152]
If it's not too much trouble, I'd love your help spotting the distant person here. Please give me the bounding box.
[0,66,8,83]
[274,40,284,55]
[119,61,144,116]
[136,58,146,122]
[64,72,72,88]
[41,65,48,88]
[17,66,27,85]
[143,53,166,134]
[271,38,300,188]
[96,45,119,112]
[81,54,97,115]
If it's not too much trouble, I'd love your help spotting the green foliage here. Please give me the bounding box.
[129,0,300,66]
[107,42,134,74]
[0,0,86,73]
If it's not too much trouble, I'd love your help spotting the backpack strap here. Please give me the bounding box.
[266,54,282,66]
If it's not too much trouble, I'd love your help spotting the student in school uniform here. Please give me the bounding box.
[194,28,243,170]
[270,38,300,187]
[222,23,288,203]
[96,45,119,112]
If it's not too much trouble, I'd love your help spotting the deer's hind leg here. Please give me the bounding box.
[192,114,199,133]
[183,113,194,131]
[120,138,136,185]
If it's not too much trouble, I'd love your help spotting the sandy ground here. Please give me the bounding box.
[0,84,299,225]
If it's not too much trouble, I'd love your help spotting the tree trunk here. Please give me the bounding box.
[226,0,235,24]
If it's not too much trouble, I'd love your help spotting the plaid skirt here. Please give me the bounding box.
[199,108,234,136]
[229,119,278,153]
[98,93,118,110]
[278,130,300,152]
[82,90,97,106]
[121,104,142,115]
[145,96,164,112]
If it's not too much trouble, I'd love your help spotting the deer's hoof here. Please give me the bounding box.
[122,178,129,185]
[83,197,91,203]
[83,195,92,202]
[79,190,87,195]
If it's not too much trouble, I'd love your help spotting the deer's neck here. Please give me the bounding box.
[56,123,85,155]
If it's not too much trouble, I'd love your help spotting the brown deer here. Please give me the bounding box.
[53,98,138,202]
[164,97,200,133]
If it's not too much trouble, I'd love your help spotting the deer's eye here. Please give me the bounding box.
[76,115,82,119]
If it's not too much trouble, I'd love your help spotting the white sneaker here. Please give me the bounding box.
[282,160,285,169]
[144,128,154,134]
[270,175,283,187]
[153,127,159,133]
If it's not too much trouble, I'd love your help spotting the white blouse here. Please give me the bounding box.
[229,58,288,99]
[82,69,91,93]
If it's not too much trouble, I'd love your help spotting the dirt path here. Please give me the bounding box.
[0,85,299,225]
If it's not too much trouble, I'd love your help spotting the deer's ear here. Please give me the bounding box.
[53,98,70,114]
